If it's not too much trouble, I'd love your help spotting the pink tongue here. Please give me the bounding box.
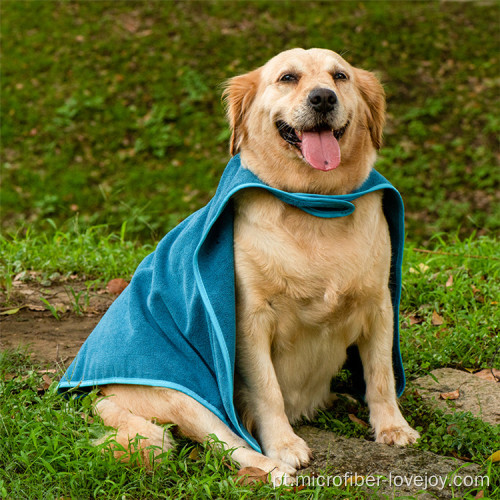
[300,130,341,171]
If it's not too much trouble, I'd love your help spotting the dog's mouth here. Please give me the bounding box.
[275,121,349,171]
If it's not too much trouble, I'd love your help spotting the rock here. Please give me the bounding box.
[296,426,482,498]
[413,368,500,425]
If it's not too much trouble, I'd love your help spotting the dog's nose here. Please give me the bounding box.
[308,88,337,113]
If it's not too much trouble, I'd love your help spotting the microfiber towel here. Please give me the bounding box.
[58,154,406,452]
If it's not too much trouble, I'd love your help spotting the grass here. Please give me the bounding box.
[2,224,498,379]
[1,349,498,499]
[1,0,499,242]
[1,0,499,497]
[0,219,153,292]
[0,230,499,498]
[401,234,499,379]
[0,351,254,500]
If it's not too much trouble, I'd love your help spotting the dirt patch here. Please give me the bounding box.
[296,426,482,499]
[1,310,103,366]
[0,277,116,366]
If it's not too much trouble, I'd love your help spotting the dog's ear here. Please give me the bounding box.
[223,69,261,156]
[355,69,386,150]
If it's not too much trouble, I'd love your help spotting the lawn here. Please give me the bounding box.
[1,0,499,498]
[1,0,499,242]
[1,234,499,499]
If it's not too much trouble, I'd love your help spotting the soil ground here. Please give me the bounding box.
[0,278,115,367]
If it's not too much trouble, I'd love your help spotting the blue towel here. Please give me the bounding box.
[58,154,406,452]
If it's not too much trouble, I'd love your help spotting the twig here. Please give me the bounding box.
[412,248,499,260]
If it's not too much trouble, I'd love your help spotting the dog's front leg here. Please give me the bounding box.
[357,294,420,446]
[236,301,312,470]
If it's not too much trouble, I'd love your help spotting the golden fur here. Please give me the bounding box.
[96,48,419,485]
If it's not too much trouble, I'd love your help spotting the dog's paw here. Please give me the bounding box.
[265,434,312,470]
[376,425,420,446]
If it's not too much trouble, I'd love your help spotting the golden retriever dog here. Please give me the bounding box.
[95,48,419,484]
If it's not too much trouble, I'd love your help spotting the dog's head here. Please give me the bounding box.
[223,48,385,194]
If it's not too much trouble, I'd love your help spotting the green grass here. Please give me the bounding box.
[0,350,269,499]
[0,219,153,291]
[1,0,499,242]
[1,350,498,500]
[1,230,499,498]
[401,235,500,379]
[2,225,498,379]
[1,0,499,497]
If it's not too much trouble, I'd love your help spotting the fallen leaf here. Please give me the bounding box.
[188,447,200,460]
[474,369,500,382]
[431,311,444,326]
[346,474,365,486]
[409,314,424,325]
[28,303,46,312]
[440,389,460,400]
[446,424,458,435]
[37,374,52,393]
[107,278,129,295]
[14,271,28,281]
[474,491,484,499]
[236,466,269,486]
[0,307,21,315]
[445,275,453,287]
[488,450,500,462]
[348,414,370,427]
[451,450,472,461]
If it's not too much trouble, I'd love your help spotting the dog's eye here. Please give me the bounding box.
[333,72,348,81]
[279,73,298,83]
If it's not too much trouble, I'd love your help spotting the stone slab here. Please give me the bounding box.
[296,426,482,499]
[413,368,500,425]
